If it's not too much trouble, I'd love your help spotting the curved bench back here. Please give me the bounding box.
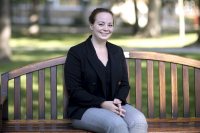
[1,51,200,120]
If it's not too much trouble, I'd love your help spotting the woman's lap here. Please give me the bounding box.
[72,104,147,133]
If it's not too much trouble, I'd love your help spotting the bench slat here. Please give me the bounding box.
[14,77,21,120]
[126,59,130,103]
[159,61,166,118]
[182,65,190,117]
[26,73,33,119]
[195,68,200,117]
[171,63,178,118]
[51,66,57,119]
[39,70,45,119]
[63,66,68,119]
[135,59,142,111]
[147,60,154,118]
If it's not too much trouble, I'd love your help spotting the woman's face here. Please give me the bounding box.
[90,12,114,42]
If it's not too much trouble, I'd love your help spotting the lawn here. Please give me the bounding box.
[1,33,200,119]
[2,32,198,73]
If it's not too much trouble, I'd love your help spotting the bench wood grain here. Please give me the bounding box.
[1,51,200,132]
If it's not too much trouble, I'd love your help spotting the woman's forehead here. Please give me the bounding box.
[95,12,113,22]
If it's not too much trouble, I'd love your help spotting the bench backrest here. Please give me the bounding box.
[1,51,200,120]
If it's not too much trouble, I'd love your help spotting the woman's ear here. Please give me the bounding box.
[90,24,93,31]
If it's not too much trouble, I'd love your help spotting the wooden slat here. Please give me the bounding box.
[50,66,57,119]
[147,60,154,118]
[62,65,68,119]
[14,77,21,120]
[182,65,190,117]
[38,70,45,119]
[26,73,33,119]
[126,59,130,103]
[1,73,9,120]
[171,63,178,118]
[159,61,166,118]
[195,68,200,117]
[135,59,142,111]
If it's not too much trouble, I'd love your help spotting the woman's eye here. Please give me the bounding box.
[98,23,104,26]
[108,24,113,27]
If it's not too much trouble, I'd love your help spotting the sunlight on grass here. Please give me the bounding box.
[10,34,89,50]
[10,33,198,50]
[110,33,198,48]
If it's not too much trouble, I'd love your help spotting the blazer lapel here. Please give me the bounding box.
[85,38,107,97]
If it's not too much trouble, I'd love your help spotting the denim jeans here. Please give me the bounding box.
[72,104,148,133]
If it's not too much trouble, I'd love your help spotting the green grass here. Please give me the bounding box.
[10,32,198,50]
[1,33,200,119]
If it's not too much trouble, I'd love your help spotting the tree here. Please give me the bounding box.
[140,0,161,37]
[188,0,200,47]
[0,0,11,60]
[28,0,40,35]
[132,0,139,35]
[197,0,200,44]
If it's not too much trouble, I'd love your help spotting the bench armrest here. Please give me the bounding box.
[1,96,6,106]
[0,96,6,119]
[0,95,6,131]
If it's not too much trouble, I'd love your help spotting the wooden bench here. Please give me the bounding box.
[1,51,200,132]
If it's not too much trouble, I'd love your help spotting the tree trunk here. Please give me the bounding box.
[28,0,40,35]
[141,0,161,37]
[197,0,200,43]
[190,0,200,47]
[132,0,139,35]
[0,0,11,60]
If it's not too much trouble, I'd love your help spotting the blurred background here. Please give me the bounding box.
[0,0,200,72]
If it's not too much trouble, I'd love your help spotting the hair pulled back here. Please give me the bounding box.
[89,8,114,24]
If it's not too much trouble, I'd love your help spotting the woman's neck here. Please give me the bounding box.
[91,36,106,49]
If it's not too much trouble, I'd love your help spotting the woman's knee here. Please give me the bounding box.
[106,118,129,133]
[123,105,148,132]
[130,110,148,128]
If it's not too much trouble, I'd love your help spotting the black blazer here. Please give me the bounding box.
[64,36,130,119]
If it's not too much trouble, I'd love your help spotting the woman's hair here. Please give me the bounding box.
[89,8,114,24]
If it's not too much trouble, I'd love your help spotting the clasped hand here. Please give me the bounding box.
[101,98,126,117]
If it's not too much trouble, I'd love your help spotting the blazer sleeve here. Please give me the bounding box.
[115,48,130,104]
[64,48,105,107]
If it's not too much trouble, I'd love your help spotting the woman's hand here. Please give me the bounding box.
[101,99,126,117]
[100,101,119,114]
[113,98,126,117]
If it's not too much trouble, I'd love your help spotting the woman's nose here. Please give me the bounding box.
[103,25,109,30]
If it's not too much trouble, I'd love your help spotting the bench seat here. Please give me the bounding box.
[1,120,90,133]
[148,118,200,132]
[2,118,200,132]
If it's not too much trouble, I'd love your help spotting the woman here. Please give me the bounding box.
[64,8,148,133]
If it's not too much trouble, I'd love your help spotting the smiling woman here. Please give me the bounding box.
[64,8,148,133]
